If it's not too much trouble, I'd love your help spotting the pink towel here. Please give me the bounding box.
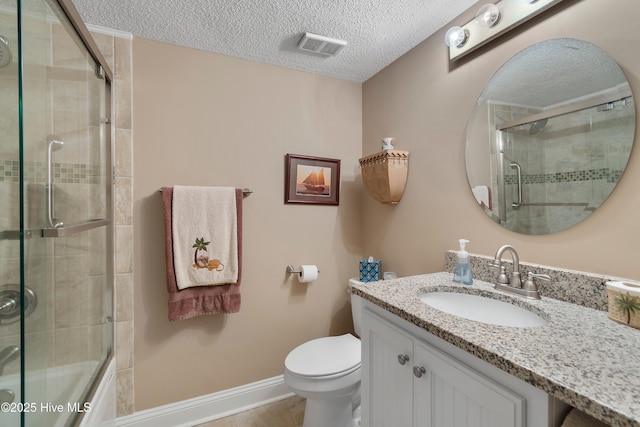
[162,187,242,320]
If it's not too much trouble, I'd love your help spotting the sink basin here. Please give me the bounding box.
[419,291,547,328]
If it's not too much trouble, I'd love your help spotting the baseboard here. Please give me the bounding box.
[115,375,294,427]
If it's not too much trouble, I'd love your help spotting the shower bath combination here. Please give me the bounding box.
[0,1,116,425]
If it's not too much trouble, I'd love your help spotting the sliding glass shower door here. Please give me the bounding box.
[0,1,25,423]
[0,1,113,425]
[498,97,634,235]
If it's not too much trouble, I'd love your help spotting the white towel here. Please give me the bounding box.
[472,185,491,209]
[172,186,238,290]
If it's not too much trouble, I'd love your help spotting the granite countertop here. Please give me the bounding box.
[352,272,640,427]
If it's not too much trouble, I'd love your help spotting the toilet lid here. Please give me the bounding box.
[285,334,361,377]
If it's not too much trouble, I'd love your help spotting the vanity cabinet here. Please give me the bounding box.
[361,303,566,427]
[362,309,414,426]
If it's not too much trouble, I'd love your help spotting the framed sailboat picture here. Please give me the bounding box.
[285,154,340,205]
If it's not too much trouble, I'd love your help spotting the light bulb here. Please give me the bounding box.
[445,26,469,48]
[475,3,501,28]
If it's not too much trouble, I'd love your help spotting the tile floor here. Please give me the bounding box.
[194,396,305,427]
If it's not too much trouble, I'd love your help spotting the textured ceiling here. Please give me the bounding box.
[482,38,630,109]
[72,0,478,83]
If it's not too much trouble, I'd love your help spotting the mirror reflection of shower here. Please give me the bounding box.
[509,161,521,209]
[0,35,11,68]
[465,39,637,235]
[528,118,547,135]
[497,95,634,234]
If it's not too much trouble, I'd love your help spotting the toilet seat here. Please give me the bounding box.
[285,334,361,378]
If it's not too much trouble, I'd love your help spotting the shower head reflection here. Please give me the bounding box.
[528,119,548,135]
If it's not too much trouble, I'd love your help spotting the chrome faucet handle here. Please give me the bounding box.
[523,272,550,292]
[497,264,509,284]
[489,259,510,284]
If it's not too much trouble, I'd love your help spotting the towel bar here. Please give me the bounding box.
[158,188,252,197]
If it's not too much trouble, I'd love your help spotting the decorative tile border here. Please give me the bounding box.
[0,159,102,184]
[504,167,624,185]
[0,160,19,182]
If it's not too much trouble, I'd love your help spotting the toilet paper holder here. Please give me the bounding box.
[286,265,320,274]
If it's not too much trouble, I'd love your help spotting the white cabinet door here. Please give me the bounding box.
[362,309,414,427]
[363,308,526,427]
[413,340,525,427]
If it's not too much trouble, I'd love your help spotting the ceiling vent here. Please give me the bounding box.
[297,32,347,56]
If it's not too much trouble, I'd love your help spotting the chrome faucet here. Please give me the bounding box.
[0,346,19,375]
[490,245,546,300]
[491,244,522,288]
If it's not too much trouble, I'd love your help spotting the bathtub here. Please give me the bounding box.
[0,358,114,427]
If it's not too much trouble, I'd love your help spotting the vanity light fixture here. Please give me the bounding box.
[475,4,501,28]
[445,26,469,48]
[445,0,564,60]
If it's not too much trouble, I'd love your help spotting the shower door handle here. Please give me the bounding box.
[46,136,64,229]
[510,162,522,210]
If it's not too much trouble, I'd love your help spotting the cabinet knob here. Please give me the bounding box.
[413,366,426,378]
[397,354,410,365]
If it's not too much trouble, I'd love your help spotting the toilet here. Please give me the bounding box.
[284,278,363,427]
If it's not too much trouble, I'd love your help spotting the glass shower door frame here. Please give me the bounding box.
[15,1,115,425]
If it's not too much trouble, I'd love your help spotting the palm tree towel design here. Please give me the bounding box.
[193,237,224,271]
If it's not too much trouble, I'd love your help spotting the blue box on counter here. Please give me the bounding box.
[359,259,381,282]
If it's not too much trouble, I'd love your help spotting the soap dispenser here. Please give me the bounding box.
[453,239,473,285]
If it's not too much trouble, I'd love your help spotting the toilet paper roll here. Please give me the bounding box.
[298,265,319,283]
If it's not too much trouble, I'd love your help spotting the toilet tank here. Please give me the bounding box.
[348,278,364,337]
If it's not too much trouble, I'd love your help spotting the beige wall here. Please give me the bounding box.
[132,39,363,410]
[130,0,640,413]
[362,0,640,280]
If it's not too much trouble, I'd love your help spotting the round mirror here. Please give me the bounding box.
[466,38,635,235]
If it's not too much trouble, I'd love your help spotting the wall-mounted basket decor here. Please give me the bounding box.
[359,150,409,204]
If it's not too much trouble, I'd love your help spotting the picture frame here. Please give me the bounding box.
[285,154,340,205]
